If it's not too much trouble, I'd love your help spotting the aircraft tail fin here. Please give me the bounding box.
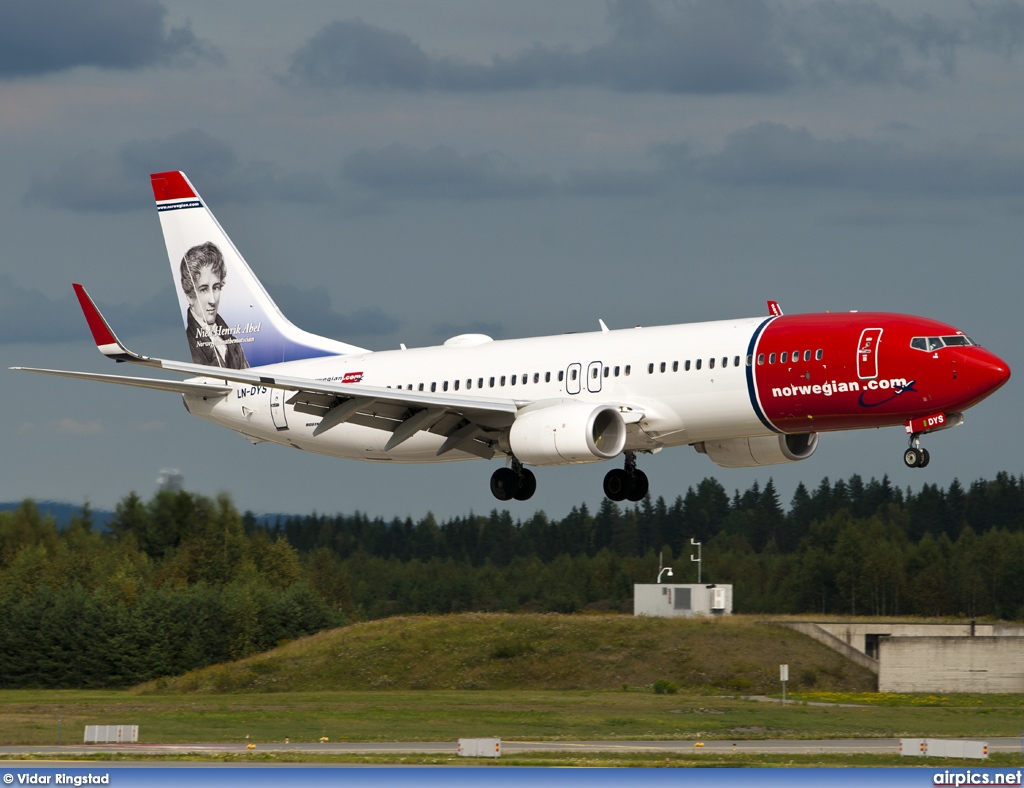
[151,171,367,369]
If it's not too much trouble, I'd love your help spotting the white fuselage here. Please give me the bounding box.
[183,317,770,464]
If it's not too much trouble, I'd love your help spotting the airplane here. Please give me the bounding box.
[13,171,1011,503]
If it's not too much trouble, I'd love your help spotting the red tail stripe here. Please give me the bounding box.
[150,171,195,202]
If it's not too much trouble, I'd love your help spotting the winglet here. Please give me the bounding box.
[767,300,783,316]
[73,284,146,363]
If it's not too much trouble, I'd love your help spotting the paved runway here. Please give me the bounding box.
[1,738,1021,758]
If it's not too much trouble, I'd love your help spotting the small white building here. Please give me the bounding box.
[633,583,733,618]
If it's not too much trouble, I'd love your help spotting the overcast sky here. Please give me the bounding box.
[2,0,1023,521]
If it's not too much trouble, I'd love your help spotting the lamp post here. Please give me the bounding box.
[657,551,673,583]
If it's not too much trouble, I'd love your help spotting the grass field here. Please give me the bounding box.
[4,689,1024,747]
[135,613,877,695]
[4,613,1023,767]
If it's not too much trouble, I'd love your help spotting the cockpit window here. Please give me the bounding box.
[910,335,975,351]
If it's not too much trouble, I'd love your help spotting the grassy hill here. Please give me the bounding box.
[139,613,875,695]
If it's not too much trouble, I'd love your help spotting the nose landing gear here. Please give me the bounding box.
[603,451,649,502]
[903,435,931,468]
[490,458,537,501]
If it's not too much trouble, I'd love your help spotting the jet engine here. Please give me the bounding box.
[694,433,818,468]
[506,402,627,465]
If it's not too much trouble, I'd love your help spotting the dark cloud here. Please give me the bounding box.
[660,123,1024,198]
[0,0,221,78]
[971,0,1024,56]
[286,0,1007,94]
[0,280,177,345]
[287,18,432,91]
[341,144,552,200]
[268,285,400,340]
[27,130,335,212]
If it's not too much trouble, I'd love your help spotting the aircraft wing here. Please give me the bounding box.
[14,284,522,459]
[9,367,233,397]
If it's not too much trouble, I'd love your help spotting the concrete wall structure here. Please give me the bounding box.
[775,621,1024,692]
[774,622,880,674]
[811,622,1024,659]
[633,584,732,617]
[879,637,1024,693]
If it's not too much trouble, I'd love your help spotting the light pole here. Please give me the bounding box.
[690,538,702,583]
[657,551,673,583]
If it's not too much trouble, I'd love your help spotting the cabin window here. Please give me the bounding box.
[604,366,609,377]
[431,382,437,392]
[722,357,728,368]
[534,373,540,383]
[570,369,578,381]
[780,352,788,364]
[685,360,691,371]
[709,357,716,369]
[815,349,823,361]
[558,371,564,382]
[695,359,702,370]
[466,379,472,390]
[792,350,799,362]
[592,367,599,379]
[489,377,495,387]
[769,353,776,364]
[648,363,654,374]
[757,353,765,365]
[545,372,551,382]
[803,350,811,362]
[660,362,666,373]
[613,366,620,377]
[500,376,506,386]
[418,383,424,391]
[672,361,679,372]
[511,375,517,385]
[443,381,449,391]
[624,365,631,376]
[735,356,742,367]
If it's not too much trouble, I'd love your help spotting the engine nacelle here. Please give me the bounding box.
[507,401,627,466]
[695,433,818,469]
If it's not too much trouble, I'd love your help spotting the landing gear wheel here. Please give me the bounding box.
[626,469,649,502]
[904,447,923,468]
[514,468,537,501]
[603,468,630,501]
[490,467,518,501]
[918,448,930,468]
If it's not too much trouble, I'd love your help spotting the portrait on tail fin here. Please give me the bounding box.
[180,242,250,369]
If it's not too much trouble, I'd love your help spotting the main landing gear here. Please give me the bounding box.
[603,451,649,502]
[903,435,931,468]
[490,459,537,501]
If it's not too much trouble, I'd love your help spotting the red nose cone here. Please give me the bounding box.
[964,348,1011,404]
